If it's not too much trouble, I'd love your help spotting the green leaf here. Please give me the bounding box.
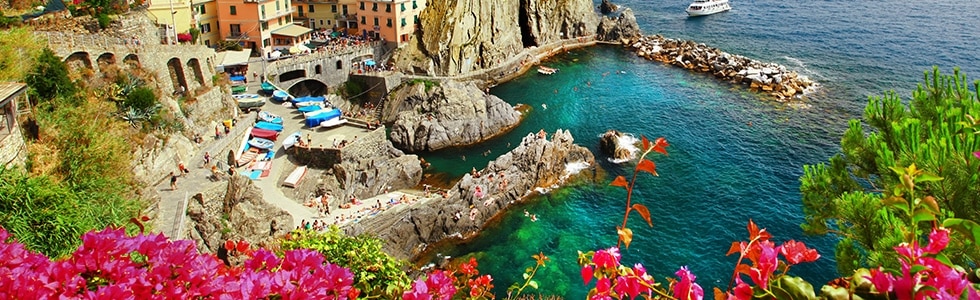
[911,208,936,223]
[528,280,539,289]
[522,273,529,280]
[776,276,817,300]
[943,218,980,245]
[914,173,943,183]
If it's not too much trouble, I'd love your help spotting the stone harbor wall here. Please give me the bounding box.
[349,129,596,260]
[387,80,522,152]
[626,35,817,102]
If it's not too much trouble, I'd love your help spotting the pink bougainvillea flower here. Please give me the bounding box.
[748,241,777,290]
[867,267,895,294]
[581,265,594,285]
[424,270,456,300]
[728,278,753,300]
[402,279,432,300]
[592,247,621,269]
[973,151,980,160]
[590,278,613,300]
[778,240,820,265]
[923,227,950,255]
[673,266,704,300]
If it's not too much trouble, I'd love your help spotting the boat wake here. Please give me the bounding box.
[601,133,641,164]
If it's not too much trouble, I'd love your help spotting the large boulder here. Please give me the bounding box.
[388,80,521,152]
[599,0,619,14]
[395,0,598,76]
[596,8,642,42]
[599,129,632,161]
[313,127,424,206]
[350,129,596,260]
[185,174,292,254]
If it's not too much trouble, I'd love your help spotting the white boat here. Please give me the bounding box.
[686,0,731,16]
[258,111,283,124]
[537,66,558,75]
[282,131,302,150]
[318,117,347,128]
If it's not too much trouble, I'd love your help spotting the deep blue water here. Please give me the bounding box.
[417,0,980,298]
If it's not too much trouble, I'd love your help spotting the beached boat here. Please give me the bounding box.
[259,111,283,124]
[254,121,284,132]
[272,90,290,102]
[233,94,266,110]
[283,166,307,188]
[282,131,302,150]
[248,137,275,150]
[303,108,332,118]
[685,0,730,16]
[261,82,276,94]
[296,105,323,113]
[294,101,321,108]
[538,66,559,75]
[305,108,342,128]
[250,128,279,141]
[292,95,325,105]
[319,117,347,128]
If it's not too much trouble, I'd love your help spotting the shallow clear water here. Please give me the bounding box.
[416,0,980,297]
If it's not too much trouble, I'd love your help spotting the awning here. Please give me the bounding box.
[271,24,313,37]
[216,50,251,67]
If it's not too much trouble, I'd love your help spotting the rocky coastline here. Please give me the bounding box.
[624,35,818,101]
[387,80,522,152]
[347,129,595,260]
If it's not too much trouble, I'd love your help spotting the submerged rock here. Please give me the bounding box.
[350,129,596,260]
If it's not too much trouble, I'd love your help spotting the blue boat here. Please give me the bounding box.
[254,121,284,132]
[261,82,276,93]
[272,90,290,102]
[304,108,342,128]
[293,95,325,104]
[296,105,323,113]
[248,137,275,150]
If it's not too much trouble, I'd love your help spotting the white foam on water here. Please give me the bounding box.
[564,161,590,177]
[600,132,641,164]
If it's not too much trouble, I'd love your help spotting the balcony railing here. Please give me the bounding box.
[260,8,293,21]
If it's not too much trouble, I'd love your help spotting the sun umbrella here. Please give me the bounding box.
[364,59,376,66]
[270,50,282,59]
[289,46,301,54]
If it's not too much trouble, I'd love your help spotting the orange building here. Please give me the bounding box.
[215,0,314,57]
[355,0,425,44]
[292,0,358,32]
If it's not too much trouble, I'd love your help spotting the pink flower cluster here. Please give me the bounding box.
[580,247,666,300]
[402,257,494,300]
[869,227,980,299]
[0,227,359,299]
[725,220,821,299]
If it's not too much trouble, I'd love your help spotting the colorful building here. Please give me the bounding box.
[355,0,425,45]
[291,0,358,32]
[146,0,195,44]
[215,0,314,57]
[192,0,221,47]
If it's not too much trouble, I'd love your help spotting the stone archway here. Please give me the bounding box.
[187,58,205,86]
[65,51,93,72]
[167,57,188,93]
[279,69,307,82]
[287,79,328,97]
[96,53,116,71]
[123,54,141,68]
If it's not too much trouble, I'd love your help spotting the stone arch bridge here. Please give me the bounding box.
[262,41,388,95]
[39,31,217,95]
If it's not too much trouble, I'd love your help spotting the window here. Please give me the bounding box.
[373,17,378,26]
[385,4,390,12]
[276,0,280,11]
[263,38,271,46]
[320,20,324,25]
[372,3,377,11]
[400,3,405,11]
[401,18,406,27]
[309,5,314,12]
[286,15,291,22]
[315,65,322,74]
[342,4,347,14]
[229,6,236,15]
[386,18,391,27]
[361,16,365,24]
[278,17,283,25]
[230,24,241,35]
[297,6,303,16]
[336,60,342,69]
[260,6,265,19]
[414,15,418,24]
[359,2,364,10]
[199,23,211,33]
[412,0,417,9]
[261,21,268,30]
[204,40,210,47]
[400,34,408,42]
[326,20,330,25]
[331,5,337,13]
[198,4,206,14]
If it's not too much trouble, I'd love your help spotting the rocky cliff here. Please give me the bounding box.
[396,0,598,76]
[186,174,293,253]
[387,80,522,152]
[349,129,596,260]
[312,127,425,207]
[596,8,642,42]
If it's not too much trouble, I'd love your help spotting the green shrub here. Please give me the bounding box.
[124,87,157,111]
[25,48,76,103]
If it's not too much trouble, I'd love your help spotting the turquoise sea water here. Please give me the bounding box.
[417,0,980,298]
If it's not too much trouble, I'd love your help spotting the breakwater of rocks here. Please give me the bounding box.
[625,35,817,102]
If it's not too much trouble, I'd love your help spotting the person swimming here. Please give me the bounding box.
[541,103,547,110]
